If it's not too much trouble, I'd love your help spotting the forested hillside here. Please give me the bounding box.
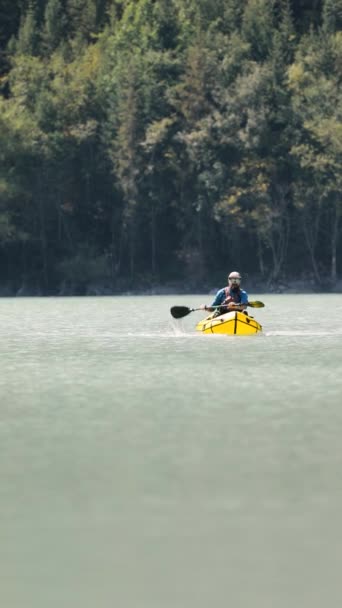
[0,0,341,295]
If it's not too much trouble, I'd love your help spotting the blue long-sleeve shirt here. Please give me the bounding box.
[211,286,248,307]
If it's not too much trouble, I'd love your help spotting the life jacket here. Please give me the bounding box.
[224,286,242,305]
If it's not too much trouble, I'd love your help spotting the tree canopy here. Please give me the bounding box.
[0,0,341,294]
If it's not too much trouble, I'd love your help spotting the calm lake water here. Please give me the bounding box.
[1,294,342,608]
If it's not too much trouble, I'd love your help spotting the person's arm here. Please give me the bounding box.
[199,289,224,311]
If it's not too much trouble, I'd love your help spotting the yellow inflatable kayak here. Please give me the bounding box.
[196,310,262,335]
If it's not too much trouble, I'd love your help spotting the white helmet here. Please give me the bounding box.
[228,271,241,285]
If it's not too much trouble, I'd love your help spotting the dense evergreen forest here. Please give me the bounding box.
[0,0,341,295]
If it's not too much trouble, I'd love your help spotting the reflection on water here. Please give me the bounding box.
[0,294,342,608]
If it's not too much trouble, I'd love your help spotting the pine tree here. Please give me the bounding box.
[42,0,65,54]
[15,1,39,56]
[322,0,342,34]
[153,0,180,50]
[222,0,245,33]
[242,0,275,61]
[66,0,98,40]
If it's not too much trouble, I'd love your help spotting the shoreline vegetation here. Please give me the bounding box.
[0,2,341,294]
[2,278,342,298]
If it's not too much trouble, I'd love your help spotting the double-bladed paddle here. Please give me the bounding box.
[170,301,265,319]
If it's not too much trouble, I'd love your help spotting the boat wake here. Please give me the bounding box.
[265,330,342,337]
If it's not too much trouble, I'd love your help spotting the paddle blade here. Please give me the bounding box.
[248,300,265,308]
[170,305,193,319]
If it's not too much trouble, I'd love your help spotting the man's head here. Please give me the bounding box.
[228,271,241,289]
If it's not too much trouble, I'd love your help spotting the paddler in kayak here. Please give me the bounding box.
[200,271,249,316]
